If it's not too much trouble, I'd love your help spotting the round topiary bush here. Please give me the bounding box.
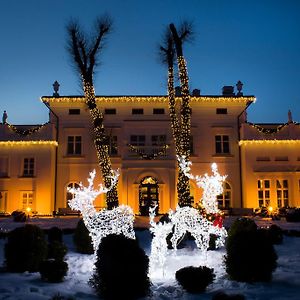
[225,229,277,282]
[4,224,47,272]
[39,259,68,283]
[268,224,283,245]
[73,219,93,254]
[228,217,257,238]
[175,266,215,293]
[90,234,151,300]
[47,241,68,261]
[48,226,63,244]
[11,210,27,222]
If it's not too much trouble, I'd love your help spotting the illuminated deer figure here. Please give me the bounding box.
[68,170,135,253]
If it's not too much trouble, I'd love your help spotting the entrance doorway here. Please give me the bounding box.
[139,176,159,216]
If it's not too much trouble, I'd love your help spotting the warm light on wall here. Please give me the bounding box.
[0,141,58,146]
[239,139,300,146]
[41,96,256,104]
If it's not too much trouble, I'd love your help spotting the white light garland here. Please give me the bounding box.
[178,155,227,214]
[68,169,135,254]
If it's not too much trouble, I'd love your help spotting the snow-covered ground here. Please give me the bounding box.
[0,216,300,299]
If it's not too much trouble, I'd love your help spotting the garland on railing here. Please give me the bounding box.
[5,122,49,136]
[128,144,169,160]
[247,121,299,134]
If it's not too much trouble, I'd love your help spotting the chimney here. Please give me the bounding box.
[222,86,235,96]
[192,89,200,96]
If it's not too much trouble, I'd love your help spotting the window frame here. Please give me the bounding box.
[23,157,35,177]
[215,135,230,154]
[67,135,82,155]
[257,179,271,207]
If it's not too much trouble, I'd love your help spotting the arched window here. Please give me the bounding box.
[217,182,231,209]
[66,182,80,207]
[139,176,159,216]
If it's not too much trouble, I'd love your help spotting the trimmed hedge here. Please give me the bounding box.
[4,224,47,272]
[40,259,68,283]
[90,234,151,299]
[176,266,215,293]
[73,219,93,254]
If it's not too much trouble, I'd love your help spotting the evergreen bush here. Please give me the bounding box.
[48,241,68,261]
[39,259,68,283]
[175,266,215,293]
[11,210,27,222]
[4,224,47,272]
[267,224,283,245]
[225,229,277,282]
[48,226,63,244]
[73,219,93,254]
[227,217,257,238]
[90,234,151,300]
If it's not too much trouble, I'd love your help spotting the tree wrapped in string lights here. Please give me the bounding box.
[68,170,135,254]
[159,22,193,207]
[67,16,118,209]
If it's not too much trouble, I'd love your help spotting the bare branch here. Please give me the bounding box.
[158,27,175,67]
[178,21,194,43]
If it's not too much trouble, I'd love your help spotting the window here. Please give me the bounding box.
[130,135,145,146]
[217,182,231,209]
[256,157,270,161]
[21,191,33,210]
[69,109,80,115]
[153,108,165,114]
[66,183,80,208]
[215,135,230,154]
[0,191,8,212]
[151,135,166,146]
[216,108,227,114]
[23,158,34,177]
[0,157,8,177]
[275,156,288,161]
[108,136,118,155]
[276,180,289,207]
[105,108,116,115]
[257,179,270,207]
[132,108,144,115]
[67,136,82,155]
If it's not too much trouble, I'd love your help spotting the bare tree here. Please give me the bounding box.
[160,22,193,207]
[67,16,118,209]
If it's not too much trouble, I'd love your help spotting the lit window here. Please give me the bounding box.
[23,158,34,177]
[217,182,231,209]
[257,179,270,207]
[215,135,230,154]
[0,191,8,212]
[276,179,289,207]
[66,183,80,207]
[21,191,34,210]
[67,136,82,155]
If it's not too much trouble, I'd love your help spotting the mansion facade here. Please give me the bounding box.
[0,88,300,215]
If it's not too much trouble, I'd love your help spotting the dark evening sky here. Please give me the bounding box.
[0,0,300,124]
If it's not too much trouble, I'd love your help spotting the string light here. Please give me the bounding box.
[239,139,300,146]
[0,141,58,146]
[68,169,135,254]
[127,144,169,160]
[41,95,256,104]
[5,122,49,136]
[246,121,299,134]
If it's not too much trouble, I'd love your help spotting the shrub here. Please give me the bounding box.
[228,218,257,238]
[286,208,300,222]
[40,259,68,283]
[175,266,215,293]
[4,224,47,272]
[48,226,63,244]
[73,219,93,254]
[225,229,277,282]
[267,224,283,245]
[48,241,68,261]
[91,234,151,300]
[11,210,27,222]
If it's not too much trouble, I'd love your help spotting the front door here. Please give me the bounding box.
[139,176,159,216]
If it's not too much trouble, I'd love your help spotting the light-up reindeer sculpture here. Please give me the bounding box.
[68,169,135,254]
